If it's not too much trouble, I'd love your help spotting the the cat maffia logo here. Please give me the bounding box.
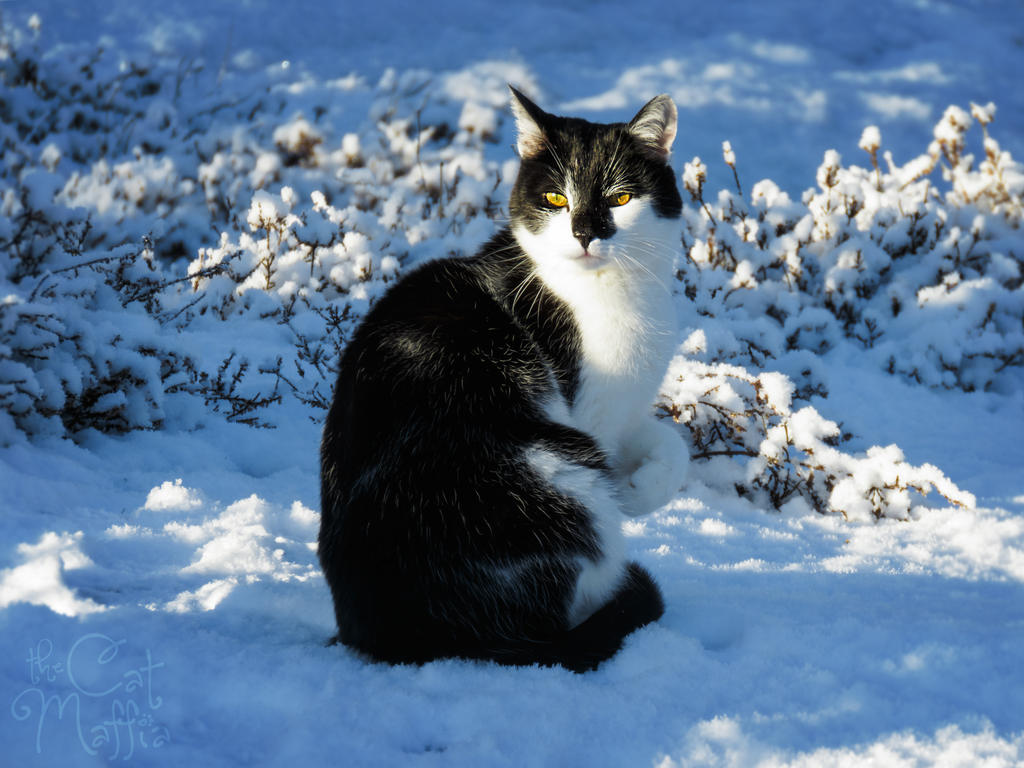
[10,633,171,760]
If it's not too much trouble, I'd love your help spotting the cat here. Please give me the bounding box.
[318,87,689,672]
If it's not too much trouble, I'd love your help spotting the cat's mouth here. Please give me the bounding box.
[573,251,605,269]
[573,246,612,269]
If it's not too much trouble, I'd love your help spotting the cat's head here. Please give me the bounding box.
[508,87,682,283]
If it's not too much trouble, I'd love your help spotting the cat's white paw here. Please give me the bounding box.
[618,420,689,517]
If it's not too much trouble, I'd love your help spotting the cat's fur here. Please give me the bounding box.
[319,88,688,672]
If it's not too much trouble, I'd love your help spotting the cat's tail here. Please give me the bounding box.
[486,561,665,673]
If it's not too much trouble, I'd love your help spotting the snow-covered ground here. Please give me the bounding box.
[2,1,1023,765]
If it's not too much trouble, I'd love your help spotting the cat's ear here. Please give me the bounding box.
[509,86,550,160]
[628,95,678,161]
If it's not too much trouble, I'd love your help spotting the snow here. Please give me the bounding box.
[143,479,202,513]
[0,532,105,618]
[2,0,1024,766]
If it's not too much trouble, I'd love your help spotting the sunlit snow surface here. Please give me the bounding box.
[3,1,1024,765]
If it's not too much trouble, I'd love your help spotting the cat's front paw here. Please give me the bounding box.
[622,457,684,517]
[619,421,689,516]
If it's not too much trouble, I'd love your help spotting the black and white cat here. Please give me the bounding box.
[319,88,688,672]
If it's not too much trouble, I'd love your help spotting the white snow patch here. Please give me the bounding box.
[0,531,105,616]
[144,478,203,512]
[289,500,319,528]
[750,40,811,64]
[163,495,312,580]
[659,719,1024,768]
[861,92,932,120]
[165,577,238,613]
[883,643,957,675]
[176,495,277,575]
[699,518,737,537]
[623,519,647,537]
[105,523,150,538]
[816,506,1024,581]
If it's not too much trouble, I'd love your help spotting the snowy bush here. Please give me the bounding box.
[0,16,508,431]
[656,355,975,521]
[180,100,506,409]
[661,107,1021,516]
[1,14,1011,520]
[677,105,1023,393]
[0,31,282,433]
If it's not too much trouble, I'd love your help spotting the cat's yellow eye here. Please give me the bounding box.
[544,192,568,208]
[611,192,632,206]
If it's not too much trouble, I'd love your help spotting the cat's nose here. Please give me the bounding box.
[572,222,595,251]
[572,214,614,252]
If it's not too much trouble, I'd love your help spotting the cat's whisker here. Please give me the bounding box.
[508,266,540,315]
[614,252,669,296]
[604,238,673,296]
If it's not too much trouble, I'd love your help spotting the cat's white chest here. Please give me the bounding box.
[567,271,676,456]
[513,203,680,463]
